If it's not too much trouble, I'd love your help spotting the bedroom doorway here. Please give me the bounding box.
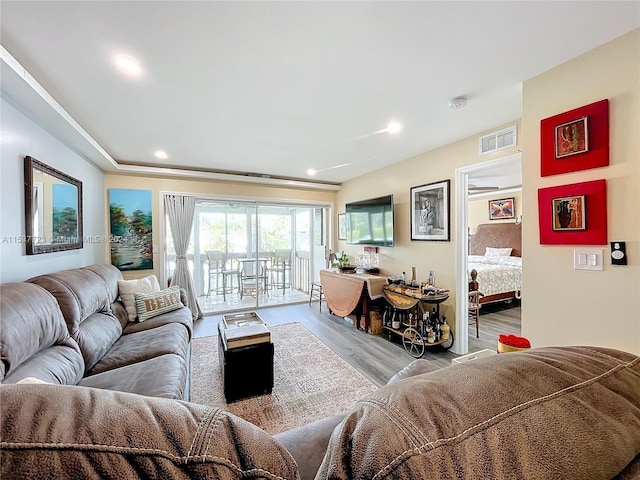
[454,153,522,355]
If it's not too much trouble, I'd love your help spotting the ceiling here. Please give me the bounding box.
[1,2,638,188]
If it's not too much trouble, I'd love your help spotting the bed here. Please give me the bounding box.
[468,223,522,304]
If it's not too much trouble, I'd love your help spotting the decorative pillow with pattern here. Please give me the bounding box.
[134,286,183,322]
[118,275,161,322]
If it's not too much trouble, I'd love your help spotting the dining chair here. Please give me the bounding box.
[267,249,292,295]
[308,281,323,311]
[468,290,484,338]
[238,257,268,298]
[205,250,238,300]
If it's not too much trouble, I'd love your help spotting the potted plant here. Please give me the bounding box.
[333,252,355,272]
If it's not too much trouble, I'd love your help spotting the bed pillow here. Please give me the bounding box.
[485,247,512,257]
[118,275,161,322]
[134,286,183,322]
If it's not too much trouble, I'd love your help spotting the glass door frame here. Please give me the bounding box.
[160,191,334,314]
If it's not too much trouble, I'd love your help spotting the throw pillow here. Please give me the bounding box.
[485,247,512,257]
[134,286,183,322]
[17,377,51,384]
[118,275,161,322]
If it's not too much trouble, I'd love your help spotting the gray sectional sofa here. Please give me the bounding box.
[2,346,639,479]
[1,264,639,479]
[0,264,192,399]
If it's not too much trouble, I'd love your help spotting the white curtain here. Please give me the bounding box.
[165,194,202,320]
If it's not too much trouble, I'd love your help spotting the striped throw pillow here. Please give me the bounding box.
[134,286,183,322]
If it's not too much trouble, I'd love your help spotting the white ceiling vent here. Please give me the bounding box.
[479,125,517,155]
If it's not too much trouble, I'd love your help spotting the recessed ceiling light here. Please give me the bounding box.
[386,121,402,134]
[307,168,317,176]
[114,54,142,77]
[448,97,467,110]
[154,150,168,160]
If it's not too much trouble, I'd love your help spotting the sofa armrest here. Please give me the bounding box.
[273,414,345,480]
[272,360,441,480]
[1,384,300,479]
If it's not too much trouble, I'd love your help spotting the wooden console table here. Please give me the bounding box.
[319,269,386,332]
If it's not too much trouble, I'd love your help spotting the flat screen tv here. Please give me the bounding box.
[345,194,394,247]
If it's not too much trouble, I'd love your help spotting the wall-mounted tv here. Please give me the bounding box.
[345,194,394,247]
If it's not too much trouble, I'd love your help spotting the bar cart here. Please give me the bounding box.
[382,285,454,357]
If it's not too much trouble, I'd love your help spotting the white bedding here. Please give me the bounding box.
[468,255,522,298]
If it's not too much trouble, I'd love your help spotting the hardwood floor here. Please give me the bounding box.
[469,299,522,351]
[194,299,521,388]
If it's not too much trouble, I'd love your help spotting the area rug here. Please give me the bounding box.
[190,322,378,434]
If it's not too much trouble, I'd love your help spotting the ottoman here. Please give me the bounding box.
[218,314,274,402]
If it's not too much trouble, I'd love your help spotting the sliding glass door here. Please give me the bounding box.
[165,199,328,315]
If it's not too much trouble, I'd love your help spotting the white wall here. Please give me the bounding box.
[521,30,639,354]
[468,190,522,234]
[335,120,522,332]
[0,97,106,282]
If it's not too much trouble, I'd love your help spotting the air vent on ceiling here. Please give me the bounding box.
[479,125,517,155]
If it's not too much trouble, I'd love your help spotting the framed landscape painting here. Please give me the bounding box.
[108,188,153,271]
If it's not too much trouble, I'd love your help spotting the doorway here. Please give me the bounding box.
[164,198,330,315]
[454,153,522,355]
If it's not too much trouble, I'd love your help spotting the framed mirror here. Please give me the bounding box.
[24,156,83,255]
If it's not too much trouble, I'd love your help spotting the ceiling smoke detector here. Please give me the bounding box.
[448,96,467,110]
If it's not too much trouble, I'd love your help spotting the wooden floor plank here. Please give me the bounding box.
[194,299,521,387]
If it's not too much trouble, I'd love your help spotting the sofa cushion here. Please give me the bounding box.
[0,283,84,385]
[0,384,300,479]
[79,354,188,399]
[134,285,183,322]
[317,346,640,480]
[117,274,161,322]
[87,322,189,376]
[82,264,122,302]
[274,414,346,480]
[28,266,124,372]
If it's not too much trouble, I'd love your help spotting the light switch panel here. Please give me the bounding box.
[574,248,603,271]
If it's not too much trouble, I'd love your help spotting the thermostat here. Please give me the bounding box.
[610,241,627,265]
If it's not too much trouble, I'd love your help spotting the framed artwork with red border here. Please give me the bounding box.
[538,179,607,245]
[540,99,609,177]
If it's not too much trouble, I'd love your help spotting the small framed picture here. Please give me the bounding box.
[552,195,586,231]
[538,179,606,245]
[338,213,346,240]
[555,117,589,158]
[488,197,515,220]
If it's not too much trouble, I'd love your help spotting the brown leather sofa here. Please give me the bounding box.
[0,264,192,399]
[2,345,639,479]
